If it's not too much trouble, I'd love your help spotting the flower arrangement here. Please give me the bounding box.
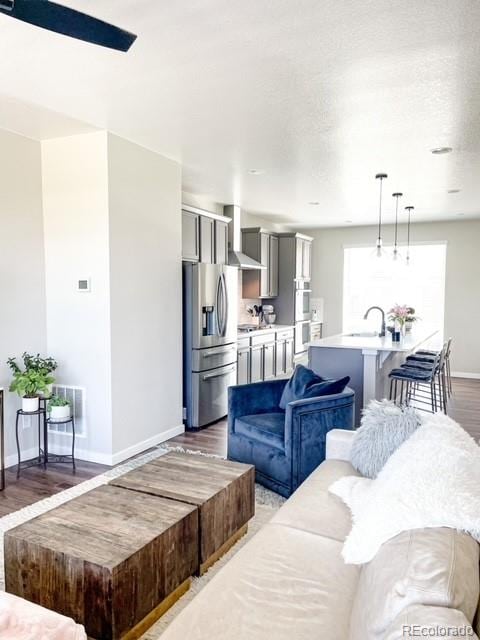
[388,304,410,326]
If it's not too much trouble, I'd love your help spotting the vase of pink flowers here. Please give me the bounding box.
[388,304,410,338]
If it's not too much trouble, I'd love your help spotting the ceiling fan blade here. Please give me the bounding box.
[0,0,137,52]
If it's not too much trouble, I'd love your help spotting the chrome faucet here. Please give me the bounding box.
[363,306,386,337]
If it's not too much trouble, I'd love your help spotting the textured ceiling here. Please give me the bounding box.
[1,0,479,227]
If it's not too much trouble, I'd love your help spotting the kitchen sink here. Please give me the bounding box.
[345,332,378,338]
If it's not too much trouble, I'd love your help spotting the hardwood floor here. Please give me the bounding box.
[0,377,478,517]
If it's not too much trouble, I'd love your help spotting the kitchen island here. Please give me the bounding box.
[309,327,440,426]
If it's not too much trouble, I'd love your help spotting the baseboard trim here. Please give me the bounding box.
[451,371,480,380]
[5,447,39,470]
[111,424,185,466]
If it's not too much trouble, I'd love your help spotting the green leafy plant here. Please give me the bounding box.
[48,395,70,410]
[405,307,419,323]
[7,353,56,399]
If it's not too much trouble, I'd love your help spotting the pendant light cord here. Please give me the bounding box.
[394,196,399,248]
[378,178,383,242]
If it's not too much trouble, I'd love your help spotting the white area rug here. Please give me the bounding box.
[0,444,284,637]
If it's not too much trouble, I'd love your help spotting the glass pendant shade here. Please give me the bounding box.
[405,206,414,266]
[373,173,388,258]
[392,192,403,261]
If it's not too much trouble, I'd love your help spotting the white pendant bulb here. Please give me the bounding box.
[374,173,388,258]
[405,205,414,265]
[392,192,403,261]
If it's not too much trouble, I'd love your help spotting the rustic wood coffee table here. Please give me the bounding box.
[111,452,255,575]
[4,484,198,640]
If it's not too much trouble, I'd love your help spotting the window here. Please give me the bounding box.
[343,244,447,333]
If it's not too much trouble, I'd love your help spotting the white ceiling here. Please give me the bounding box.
[1,0,480,227]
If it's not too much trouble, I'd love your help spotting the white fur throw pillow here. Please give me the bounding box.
[350,400,421,478]
[330,414,480,564]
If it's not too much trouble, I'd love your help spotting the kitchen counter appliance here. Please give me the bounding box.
[183,263,238,429]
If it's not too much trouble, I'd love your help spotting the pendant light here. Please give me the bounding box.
[405,206,414,265]
[392,192,403,261]
[374,173,388,257]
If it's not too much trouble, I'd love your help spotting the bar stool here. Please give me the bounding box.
[389,344,448,414]
[415,337,453,396]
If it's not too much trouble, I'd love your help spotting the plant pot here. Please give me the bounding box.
[22,397,39,413]
[50,405,71,421]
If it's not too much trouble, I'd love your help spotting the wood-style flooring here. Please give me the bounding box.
[0,378,478,517]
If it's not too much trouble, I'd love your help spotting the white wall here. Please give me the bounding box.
[42,132,113,463]
[305,220,480,376]
[108,134,183,462]
[0,129,47,466]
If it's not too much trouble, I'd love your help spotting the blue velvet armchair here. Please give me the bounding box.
[228,379,355,497]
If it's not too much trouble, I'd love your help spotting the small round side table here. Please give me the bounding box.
[45,416,76,471]
[15,407,47,478]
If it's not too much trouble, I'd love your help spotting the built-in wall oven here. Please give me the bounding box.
[295,320,311,355]
[295,280,312,322]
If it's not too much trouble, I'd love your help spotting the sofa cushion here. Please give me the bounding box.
[350,399,421,479]
[234,412,285,451]
[349,528,480,640]
[384,605,478,640]
[160,522,360,640]
[279,364,349,410]
[270,459,358,541]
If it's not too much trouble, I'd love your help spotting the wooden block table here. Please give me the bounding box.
[4,485,198,640]
[111,452,255,575]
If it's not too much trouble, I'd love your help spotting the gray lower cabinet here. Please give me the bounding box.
[237,348,250,385]
[263,342,276,380]
[236,328,294,384]
[250,345,263,383]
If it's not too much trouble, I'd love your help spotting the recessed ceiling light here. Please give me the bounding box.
[430,147,452,155]
[247,169,265,175]
[308,201,320,206]
[447,189,461,194]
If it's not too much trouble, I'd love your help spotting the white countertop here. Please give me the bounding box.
[237,324,294,339]
[309,326,440,353]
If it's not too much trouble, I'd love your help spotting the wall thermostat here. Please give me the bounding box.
[77,278,91,292]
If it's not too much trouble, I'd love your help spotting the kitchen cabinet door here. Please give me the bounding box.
[237,349,250,385]
[200,216,215,263]
[275,340,286,376]
[285,338,294,374]
[263,342,276,380]
[269,235,279,297]
[250,346,263,383]
[182,210,199,262]
[259,233,270,297]
[215,221,228,264]
[295,238,304,279]
[302,240,312,280]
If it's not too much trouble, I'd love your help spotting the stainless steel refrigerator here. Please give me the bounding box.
[183,263,238,429]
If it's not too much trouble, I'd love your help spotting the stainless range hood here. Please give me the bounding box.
[224,204,266,270]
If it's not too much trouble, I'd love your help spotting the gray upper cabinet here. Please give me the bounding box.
[242,228,279,298]
[199,216,214,263]
[215,221,228,265]
[182,207,230,265]
[182,210,200,262]
[294,238,312,280]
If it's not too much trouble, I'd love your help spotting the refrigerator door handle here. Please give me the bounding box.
[220,272,228,337]
[215,274,222,336]
[202,366,236,381]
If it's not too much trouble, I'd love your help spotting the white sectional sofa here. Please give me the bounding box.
[160,429,480,640]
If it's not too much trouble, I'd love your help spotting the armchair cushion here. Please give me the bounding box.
[235,412,286,451]
[279,364,350,410]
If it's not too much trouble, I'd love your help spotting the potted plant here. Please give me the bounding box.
[7,353,56,413]
[405,307,419,333]
[48,395,71,421]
